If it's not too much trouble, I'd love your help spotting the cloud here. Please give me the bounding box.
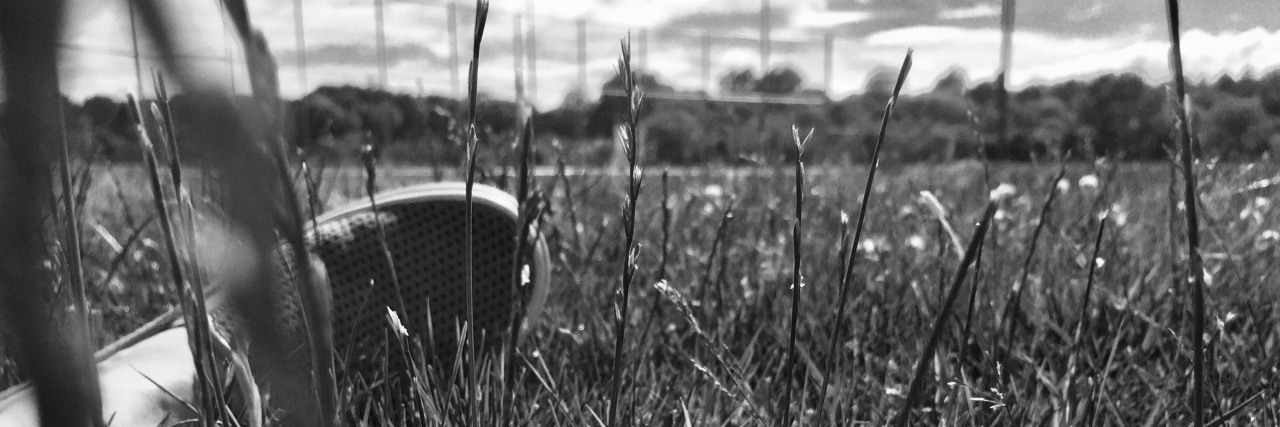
[937,4,999,20]
[51,0,1280,111]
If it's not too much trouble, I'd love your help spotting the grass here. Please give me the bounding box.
[4,0,1280,424]
[7,157,1280,425]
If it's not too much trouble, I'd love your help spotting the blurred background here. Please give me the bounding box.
[43,0,1280,164]
[55,0,1280,106]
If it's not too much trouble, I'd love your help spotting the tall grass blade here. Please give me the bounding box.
[464,2,490,425]
[503,115,537,425]
[128,94,225,426]
[999,164,1067,379]
[57,97,92,345]
[0,3,104,424]
[893,203,998,426]
[607,33,644,427]
[1164,1,1207,424]
[150,78,237,424]
[818,48,912,413]
[780,126,814,427]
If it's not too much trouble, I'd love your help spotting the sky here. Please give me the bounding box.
[54,0,1280,109]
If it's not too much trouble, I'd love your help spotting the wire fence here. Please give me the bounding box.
[59,0,857,109]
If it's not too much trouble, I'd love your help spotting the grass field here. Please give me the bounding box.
[2,0,1277,425]
[6,158,1279,425]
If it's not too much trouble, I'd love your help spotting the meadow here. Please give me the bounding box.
[2,0,1277,425]
[6,157,1279,425]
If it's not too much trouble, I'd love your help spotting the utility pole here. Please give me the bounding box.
[577,19,587,96]
[638,28,648,71]
[222,9,236,92]
[997,0,1016,147]
[448,2,460,97]
[293,0,308,94]
[760,0,771,74]
[513,14,524,104]
[701,33,711,93]
[374,0,388,88]
[823,33,834,95]
[526,0,537,103]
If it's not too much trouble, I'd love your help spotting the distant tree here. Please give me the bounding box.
[719,69,758,94]
[586,70,672,138]
[1213,75,1237,94]
[863,68,897,97]
[757,67,803,94]
[641,107,703,164]
[1202,95,1275,159]
[81,96,122,128]
[1078,73,1168,159]
[932,68,967,97]
[1257,70,1280,115]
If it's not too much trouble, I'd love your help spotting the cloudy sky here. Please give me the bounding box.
[58,0,1280,109]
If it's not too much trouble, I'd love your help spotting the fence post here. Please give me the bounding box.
[374,0,388,88]
[448,2,460,97]
[577,18,587,95]
[293,0,308,94]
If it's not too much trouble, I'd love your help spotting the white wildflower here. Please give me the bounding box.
[520,264,531,286]
[1078,174,1099,190]
[906,235,926,251]
[703,184,723,198]
[1056,179,1071,193]
[989,183,1017,202]
[1109,204,1128,226]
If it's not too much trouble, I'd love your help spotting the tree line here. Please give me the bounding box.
[42,68,1280,165]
